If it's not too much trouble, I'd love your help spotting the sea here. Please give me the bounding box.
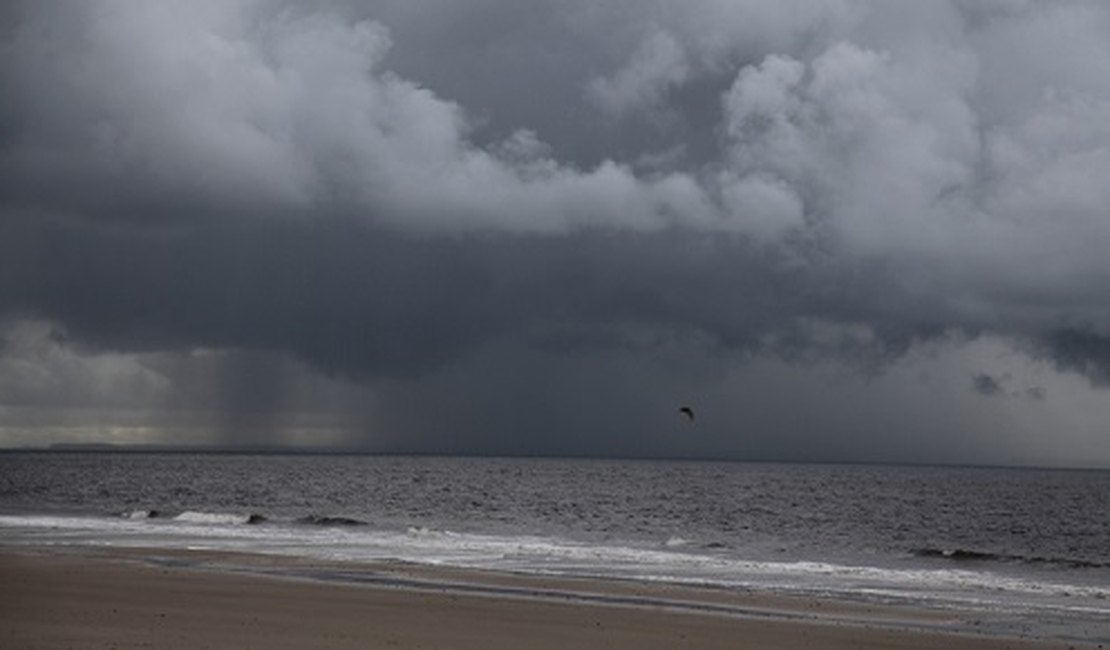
[2,452,1108,642]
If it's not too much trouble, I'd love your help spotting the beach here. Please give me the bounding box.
[3,455,1108,647]
[0,549,1084,650]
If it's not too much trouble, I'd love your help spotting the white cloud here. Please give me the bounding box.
[2,2,727,234]
[0,321,169,408]
[718,173,805,239]
[587,31,689,116]
[6,1,1110,306]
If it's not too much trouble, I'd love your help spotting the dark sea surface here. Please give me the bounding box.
[2,452,1108,641]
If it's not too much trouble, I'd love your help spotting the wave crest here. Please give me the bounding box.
[912,547,1107,569]
[297,515,367,527]
[173,511,266,525]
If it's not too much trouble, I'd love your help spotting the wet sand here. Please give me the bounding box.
[0,549,1085,649]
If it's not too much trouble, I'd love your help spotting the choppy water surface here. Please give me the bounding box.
[2,453,1108,641]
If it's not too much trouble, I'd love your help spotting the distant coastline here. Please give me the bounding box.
[35,443,356,455]
[0,444,1105,471]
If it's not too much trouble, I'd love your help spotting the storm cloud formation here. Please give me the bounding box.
[2,1,1110,465]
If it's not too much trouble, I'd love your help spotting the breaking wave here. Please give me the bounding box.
[120,509,371,527]
[296,515,367,527]
[120,509,164,520]
[172,511,267,525]
[912,547,1108,570]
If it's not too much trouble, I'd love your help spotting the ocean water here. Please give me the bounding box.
[2,452,1108,641]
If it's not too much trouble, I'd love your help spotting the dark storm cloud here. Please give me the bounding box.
[972,373,1005,398]
[1037,330,1110,386]
[3,1,1110,458]
[0,209,909,382]
[971,371,1051,402]
[0,213,510,377]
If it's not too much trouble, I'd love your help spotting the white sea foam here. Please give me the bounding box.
[2,513,1108,619]
[173,511,255,525]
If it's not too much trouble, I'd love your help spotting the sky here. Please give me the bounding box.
[2,0,1110,467]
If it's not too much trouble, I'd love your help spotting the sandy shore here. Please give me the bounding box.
[0,549,1087,650]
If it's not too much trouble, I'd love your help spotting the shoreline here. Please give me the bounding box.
[3,546,1100,649]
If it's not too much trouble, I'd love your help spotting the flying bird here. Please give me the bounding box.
[678,406,695,422]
